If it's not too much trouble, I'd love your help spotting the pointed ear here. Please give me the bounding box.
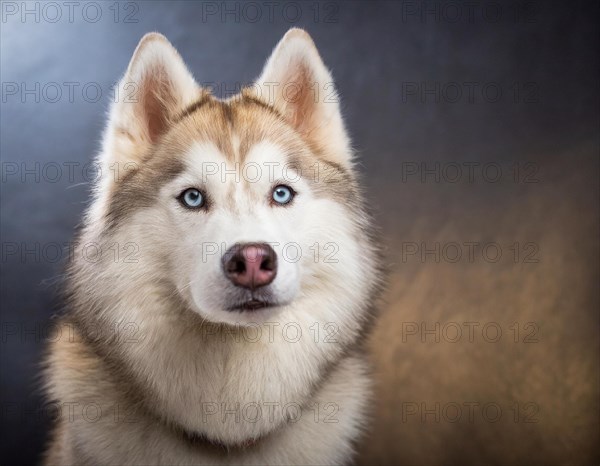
[255,29,351,165]
[102,33,201,168]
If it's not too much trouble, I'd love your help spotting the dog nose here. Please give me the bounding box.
[222,243,277,290]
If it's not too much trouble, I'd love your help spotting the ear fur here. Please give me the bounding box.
[255,28,352,165]
[102,33,200,169]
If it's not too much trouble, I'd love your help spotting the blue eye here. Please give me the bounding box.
[272,185,294,205]
[180,188,205,209]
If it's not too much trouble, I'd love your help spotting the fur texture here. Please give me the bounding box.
[44,29,382,465]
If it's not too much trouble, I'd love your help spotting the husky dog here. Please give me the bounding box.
[44,29,381,465]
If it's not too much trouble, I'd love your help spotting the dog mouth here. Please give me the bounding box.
[223,287,285,313]
[227,299,274,312]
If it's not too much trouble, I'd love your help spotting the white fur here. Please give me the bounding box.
[45,29,379,466]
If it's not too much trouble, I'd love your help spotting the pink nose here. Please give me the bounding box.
[222,243,277,290]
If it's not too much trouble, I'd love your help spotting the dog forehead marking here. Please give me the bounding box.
[174,95,295,164]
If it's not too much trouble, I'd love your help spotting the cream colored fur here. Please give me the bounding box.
[45,29,380,465]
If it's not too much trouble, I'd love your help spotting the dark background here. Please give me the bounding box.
[1,1,598,464]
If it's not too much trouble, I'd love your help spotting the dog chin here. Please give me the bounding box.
[194,299,290,326]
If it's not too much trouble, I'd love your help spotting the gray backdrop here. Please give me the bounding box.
[1,1,598,464]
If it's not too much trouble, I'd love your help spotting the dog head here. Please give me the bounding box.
[84,30,376,327]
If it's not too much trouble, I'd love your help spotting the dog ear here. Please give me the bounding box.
[255,28,352,165]
[102,33,200,169]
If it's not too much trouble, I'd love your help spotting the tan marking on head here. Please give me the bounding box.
[172,92,359,213]
[173,92,300,164]
[105,89,358,231]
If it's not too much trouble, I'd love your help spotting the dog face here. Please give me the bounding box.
[61,30,380,446]
[140,100,357,326]
[85,30,374,327]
